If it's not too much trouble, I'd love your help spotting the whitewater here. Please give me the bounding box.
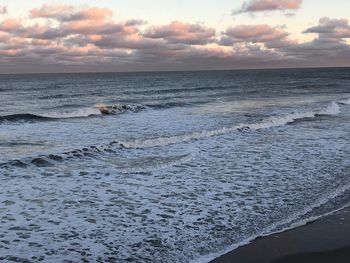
[0,68,349,262]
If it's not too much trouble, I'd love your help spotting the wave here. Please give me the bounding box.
[0,101,342,169]
[338,98,350,105]
[0,142,123,169]
[94,103,146,115]
[41,107,102,119]
[0,113,51,123]
[118,102,341,149]
[0,109,100,124]
[0,140,191,172]
[0,104,146,124]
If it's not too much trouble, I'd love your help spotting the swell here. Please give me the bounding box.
[0,113,52,123]
[0,104,146,124]
[122,85,240,96]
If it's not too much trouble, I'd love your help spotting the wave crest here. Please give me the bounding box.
[119,102,341,149]
[94,104,146,115]
[338,98,350,105]
[0,101,344,169]
[0,104,147,124]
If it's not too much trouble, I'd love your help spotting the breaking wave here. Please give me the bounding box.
[118,102,341,149]
[0,104,146,124]
[0,102,343,169]
[338,98,350,105]
[0,113,51,123]
[94,103,146,115]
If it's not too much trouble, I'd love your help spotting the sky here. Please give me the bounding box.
[0,0,350,73]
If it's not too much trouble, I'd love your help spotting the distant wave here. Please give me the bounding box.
[41,107,102,119]
[118,102,341,149]
[94,104,146,115]
[0,104,146,124]
[0,113,51,123]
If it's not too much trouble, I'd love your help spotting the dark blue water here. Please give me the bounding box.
[0,68,350,262]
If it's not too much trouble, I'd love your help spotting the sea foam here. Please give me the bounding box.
[119,102,341,149]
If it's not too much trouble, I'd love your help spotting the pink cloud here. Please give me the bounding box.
[31,4,112,22]
[234,0,303,14]
[221,24,289,45]
[144,21,216,45]
[0,49,22,56]
[0,19,22,32]
[0,3,349,73]
[31,39,53,46]
[31,4,73,19]
[0,31,9,41]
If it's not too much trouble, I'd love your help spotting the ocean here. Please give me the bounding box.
[0,68,350,262]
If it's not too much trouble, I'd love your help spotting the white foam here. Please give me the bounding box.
[318,101,340,115]
[42,107,101,119]
[120,102,341,149]
[338,98,350,105]
[117,154,193,174]
[94,103,146,114]
[193,180,350,263]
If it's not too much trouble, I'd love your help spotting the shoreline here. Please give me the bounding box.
[211,206,350,263]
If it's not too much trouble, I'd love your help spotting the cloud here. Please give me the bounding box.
[303,17,350,39]
[0,3,349,73]
[233,0,303,15]
[144,21,216,45]
[220,24,290,46]
[31,4,112,22]
[0,19,23,33]
[0,6,7,14]
[274,17,350,66]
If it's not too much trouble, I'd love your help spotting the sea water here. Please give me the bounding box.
[0,68,349,262]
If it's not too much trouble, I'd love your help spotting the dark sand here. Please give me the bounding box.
[211,207,350,263]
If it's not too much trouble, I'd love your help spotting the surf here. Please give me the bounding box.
[0,101,344,170]
[0,104,147,124]
[118,102,341,149]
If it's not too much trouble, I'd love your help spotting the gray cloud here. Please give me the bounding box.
[0,6,7,14]
[303,17,350,39]
[221,24,290,45]
[233,0,303,15]
[144,21,216,45]
[31,4,112,22]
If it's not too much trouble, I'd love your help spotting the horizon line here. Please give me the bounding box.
[1,65,349,76]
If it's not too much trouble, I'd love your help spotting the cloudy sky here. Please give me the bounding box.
[0,0,350,73]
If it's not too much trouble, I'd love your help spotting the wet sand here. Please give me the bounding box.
[211,207,350,263]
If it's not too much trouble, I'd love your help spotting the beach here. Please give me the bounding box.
[212,207,350,263]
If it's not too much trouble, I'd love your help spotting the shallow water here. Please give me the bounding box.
[0,68,350,262]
